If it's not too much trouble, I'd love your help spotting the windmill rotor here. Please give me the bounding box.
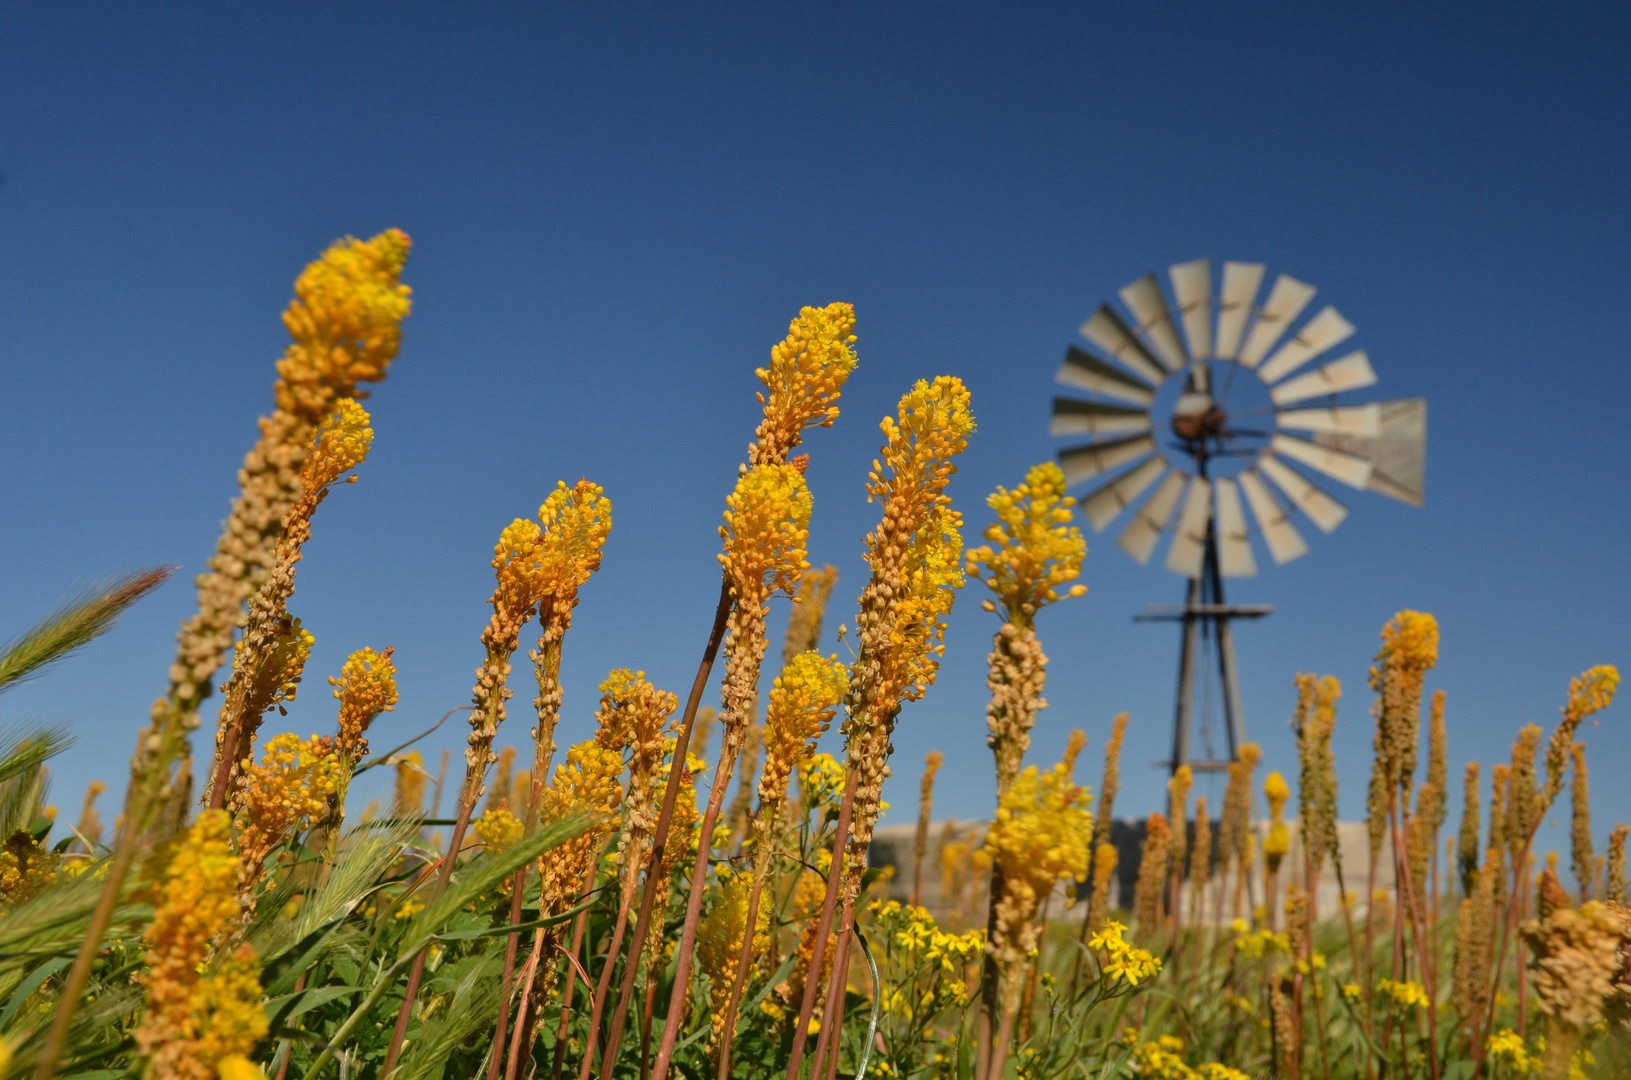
[1050,259,1426,774]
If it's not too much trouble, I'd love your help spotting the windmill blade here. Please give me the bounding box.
[1116,469,1186,564]
[1271,433,1374,489]
[1079,304,1168,385]
[1169,259,1212,361]
[1269,350,1377,406]
[1238,469,1310,564]
[1256,306,1358,384]
[1213,478,1257,578]
[1258,454,1350,533]
[1056,345,1157,406]
[1118,274,1188,371]
[1164,477,1212,578]
[1215,261,1264,359]
[1276,403,1381,437]
[1051,398,1152,438]
[1312,397,1427,506]
[1079,456,1166,532]
[1058,434,1157,488]
[1237,274,1317,369]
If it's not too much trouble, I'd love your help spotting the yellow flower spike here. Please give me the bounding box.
[329,646,398,766]
[965,461,1088,626]
[535,480,614,616]
[718,462,812,606]
[1368,610,1440,799]
[299,398,374,494]
[759,652,849,811]
[276,229,413,421]
[228,618,314,722]
[1545,664,1620,804]
[473,806,523,852]
[751,302,859,467]
[984,749,1094,1013]
[231,733,343,899]
[591,669,678,894]
[135,811,268,1079]
[697,869,772,1047]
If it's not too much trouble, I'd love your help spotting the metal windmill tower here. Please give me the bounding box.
[1050,259,1426,775]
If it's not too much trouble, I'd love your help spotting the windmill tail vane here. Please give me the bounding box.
[1051,258,1426,774]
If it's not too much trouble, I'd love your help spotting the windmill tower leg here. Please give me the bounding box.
[1205,530,1248,761]
[1169,575,1200,777]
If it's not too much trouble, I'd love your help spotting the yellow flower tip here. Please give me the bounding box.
[1263,770,1290,806]
[536,479,614,611]
[302,398,374,490]
[1566,664,1620,722]
[720,462,812,600]
[218,1055,266,1080]
[492,517,548,608]
[473,806,524,851]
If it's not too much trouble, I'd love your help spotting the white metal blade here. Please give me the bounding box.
[1213,478,1257,578]
[1269,350,1377,406]
[1215,261,1264,359]
[1058,434,1157,488]
[1238,469,1310,564]
[1258,454,1350,533]
[1311,397,1427,507]
[1051,398,1152,438]
[1237,274,1317,369]
[1116,469,1186,565]
[1056,345,1157,406]
[1276,403,1382,437]
[1080,456,1166,532]
[1080,305,1168,385]
[1165,477,1212,578]
[1119,274,1188,371]
[1271,433,1374,489]
[1169,259,1212,361]
[1256,306,1358,384]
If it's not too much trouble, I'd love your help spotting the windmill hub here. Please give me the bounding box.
[1170,392,1225,441]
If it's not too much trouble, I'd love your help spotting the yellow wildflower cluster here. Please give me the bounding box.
[1487,1029,1540,1075]
[1376,979,1429,1010]
[329,645,397,765]
[1230,919,1290,960]
[696,869,771,1046]
[473,806,523,851]
[759,651,849,810]
[719,462,812,606]
[228,618,314,724]
[1087,921,1162,986]
[1546,664,1620,803]
[593,669,678,886]
[985,750,1092,1011]
[870,899,985,1013]
[797,752,847,814]
[1262,771,1291,873]
[965,461,1088,626]
[535,479,615,613]
[299,398,373,493]
[0,831,58,907]
[750,302,859,467]
[1126,1032,1245,1080]
[232,733,342,876]
[537,740,625,915]
[275,229,413,421]
[135,811,268,1080]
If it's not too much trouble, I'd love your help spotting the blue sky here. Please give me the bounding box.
[1,3,1627,859]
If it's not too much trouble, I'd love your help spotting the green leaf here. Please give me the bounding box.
[265,985,359,1034]
[0,955,67,1029]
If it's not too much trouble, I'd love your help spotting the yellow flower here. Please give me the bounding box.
[697,869,771,1045]
[751,302,859,466]
[299,398,373,493]
[136,811,268,1080]
[226,618,314,721]
[0,831,59,907]
[276,229,412,420]
[759,651,849,807]
[1377,978,1429,1009]
[218,1055,264,1080]
[328,646,397,765]
[231,733,342,878]
[473,807,523,851]
[718,462,812,606]
[966,461,1088,625]
[535,479,614,619]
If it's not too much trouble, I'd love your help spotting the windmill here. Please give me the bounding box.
[1051,259,1425,775]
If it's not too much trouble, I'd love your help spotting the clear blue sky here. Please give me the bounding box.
[2,3,1627,859]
